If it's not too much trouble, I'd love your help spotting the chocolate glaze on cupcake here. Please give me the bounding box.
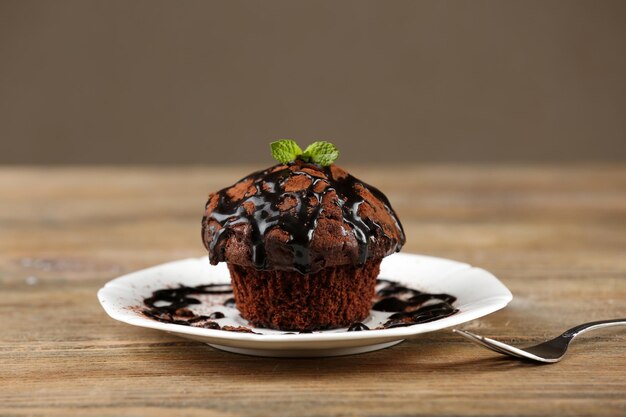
[201,141,405,331]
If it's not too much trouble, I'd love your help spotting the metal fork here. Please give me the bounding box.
[453,318,626,363]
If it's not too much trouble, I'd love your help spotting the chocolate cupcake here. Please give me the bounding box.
[201,140,405,331]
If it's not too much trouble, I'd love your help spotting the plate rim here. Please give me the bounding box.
[97,252,513,344]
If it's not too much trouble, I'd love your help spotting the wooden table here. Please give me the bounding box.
[1,165,625,417]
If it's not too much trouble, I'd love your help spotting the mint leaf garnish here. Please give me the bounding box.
[303,141,339,166]
[270,140,303,164]
[269,139,339,166]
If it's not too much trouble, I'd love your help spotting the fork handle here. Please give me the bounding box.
[562,318,626,339]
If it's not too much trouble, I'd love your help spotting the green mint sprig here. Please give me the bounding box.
[270,140,303,164]
[270,140,339,166]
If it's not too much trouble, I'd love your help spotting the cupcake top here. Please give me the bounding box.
[201,141,405,274]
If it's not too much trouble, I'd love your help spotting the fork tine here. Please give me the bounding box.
[454,330,550,362]
[453,329,528,359]
[479,336,550,362]
[453,329,522,357]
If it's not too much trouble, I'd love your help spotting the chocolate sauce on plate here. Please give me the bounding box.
[141,283,231,329]
[141,278,457,332]
[348,322,370,331]
[223,298,236,308]
[372,278,458,328]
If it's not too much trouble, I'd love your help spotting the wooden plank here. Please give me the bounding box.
[1,165,625,417]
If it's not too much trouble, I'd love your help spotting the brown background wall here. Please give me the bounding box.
[1,0,625,164]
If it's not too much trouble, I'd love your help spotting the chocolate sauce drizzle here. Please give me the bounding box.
[202,162,405,274]
[373,279,458,328]
[141,278,457,332]
[142,284,232,329]
[348,322,370,331]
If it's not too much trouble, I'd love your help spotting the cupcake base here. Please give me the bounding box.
[227,260,381,331]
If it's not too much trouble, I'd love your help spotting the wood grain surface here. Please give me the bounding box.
[1,165,625,417]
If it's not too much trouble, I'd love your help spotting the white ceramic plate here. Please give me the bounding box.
[98,252,512,357]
